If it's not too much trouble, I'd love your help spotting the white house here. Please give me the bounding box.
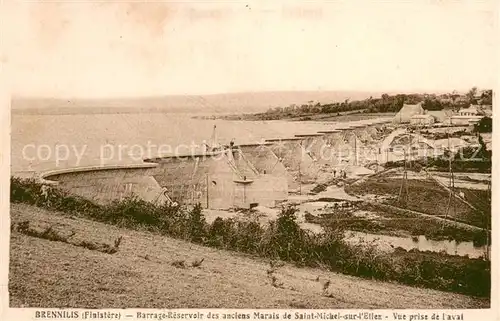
[458,105,481,117]
[448,105,486,126]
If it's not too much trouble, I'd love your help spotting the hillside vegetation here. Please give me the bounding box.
[10,177,491,302]
[218,88,492,121]
[10,203,489,308]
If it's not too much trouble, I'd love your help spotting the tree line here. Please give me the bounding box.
[265,88,493,116]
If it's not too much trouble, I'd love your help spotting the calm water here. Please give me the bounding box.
[346,231,489,259]
[12,113,381,173]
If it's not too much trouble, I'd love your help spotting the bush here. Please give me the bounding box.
[11,177,100,215]
[474,117,492,133]
[187,203,207,243]
[311,184,327,194]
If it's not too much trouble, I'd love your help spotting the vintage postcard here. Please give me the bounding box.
[1,0,497,320]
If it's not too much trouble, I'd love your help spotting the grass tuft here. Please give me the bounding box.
[191,258,204,268]
[171,260,186,269]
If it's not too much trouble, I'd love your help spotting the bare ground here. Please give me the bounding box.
[9,203,489,309]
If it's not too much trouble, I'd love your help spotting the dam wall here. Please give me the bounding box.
[265,138,322,184]
[294,134,334,165]
[41,164,168,205]
[351,125,374,143]
[319,130,343,149]
[237,144,290,200]
[144,152,229,208]
[36,118,395,209]
[365,125,379,138]
[240,174,288,207]
[315,126,380,167]
[231,174,288,208]
[237,143,284,175]
[144,149,288,209]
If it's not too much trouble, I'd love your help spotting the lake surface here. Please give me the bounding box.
[12,113,391,174]
[346,231,489,259]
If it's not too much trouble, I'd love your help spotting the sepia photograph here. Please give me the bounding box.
[3,0,495,314]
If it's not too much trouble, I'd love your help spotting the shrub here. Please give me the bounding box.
[311,184,327,194]
[474,117,492,133]
[187,203,207,243]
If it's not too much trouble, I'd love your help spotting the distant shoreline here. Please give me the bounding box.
[194,111,397,122]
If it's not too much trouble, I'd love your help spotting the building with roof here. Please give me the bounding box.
[447,104,487,126]
[392,102,425,124]
[458,105,482,117]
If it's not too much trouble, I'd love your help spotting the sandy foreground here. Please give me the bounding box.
[9,203,489,309]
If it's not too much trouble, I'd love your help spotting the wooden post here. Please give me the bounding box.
[298,161,302,195]
[299,141,302,195]
[443,131,452,229]
[486,180,491,260]
[243,183,247,206]
[206,173,209,209]
[354,133,357,166]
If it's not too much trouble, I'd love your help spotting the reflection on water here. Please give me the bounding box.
[346,231,489,259]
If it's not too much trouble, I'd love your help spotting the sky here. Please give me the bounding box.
[1,0,498,98]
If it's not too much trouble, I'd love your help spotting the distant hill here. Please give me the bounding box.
[11,91,381,115]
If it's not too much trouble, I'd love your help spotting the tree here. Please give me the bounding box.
[480,90,493,105]
[422,97,443,111]
[188,203,206,243]
[466,87,478,104]
[450,90,460,105]
[474,116,492,133]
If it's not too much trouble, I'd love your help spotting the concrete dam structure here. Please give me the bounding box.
[237,142,297,192]
[41,164,169,205]
[237,143,288,176]
[294,133,333,165]
[144,147,288,209]
[265,137,322,185]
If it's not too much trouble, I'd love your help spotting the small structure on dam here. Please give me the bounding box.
[237,142,297,192]
[41,164,170,205]
[144,147,288,210]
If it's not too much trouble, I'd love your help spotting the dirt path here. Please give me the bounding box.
[9,203,489,309]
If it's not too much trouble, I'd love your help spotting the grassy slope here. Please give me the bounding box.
[9,203,489,309]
